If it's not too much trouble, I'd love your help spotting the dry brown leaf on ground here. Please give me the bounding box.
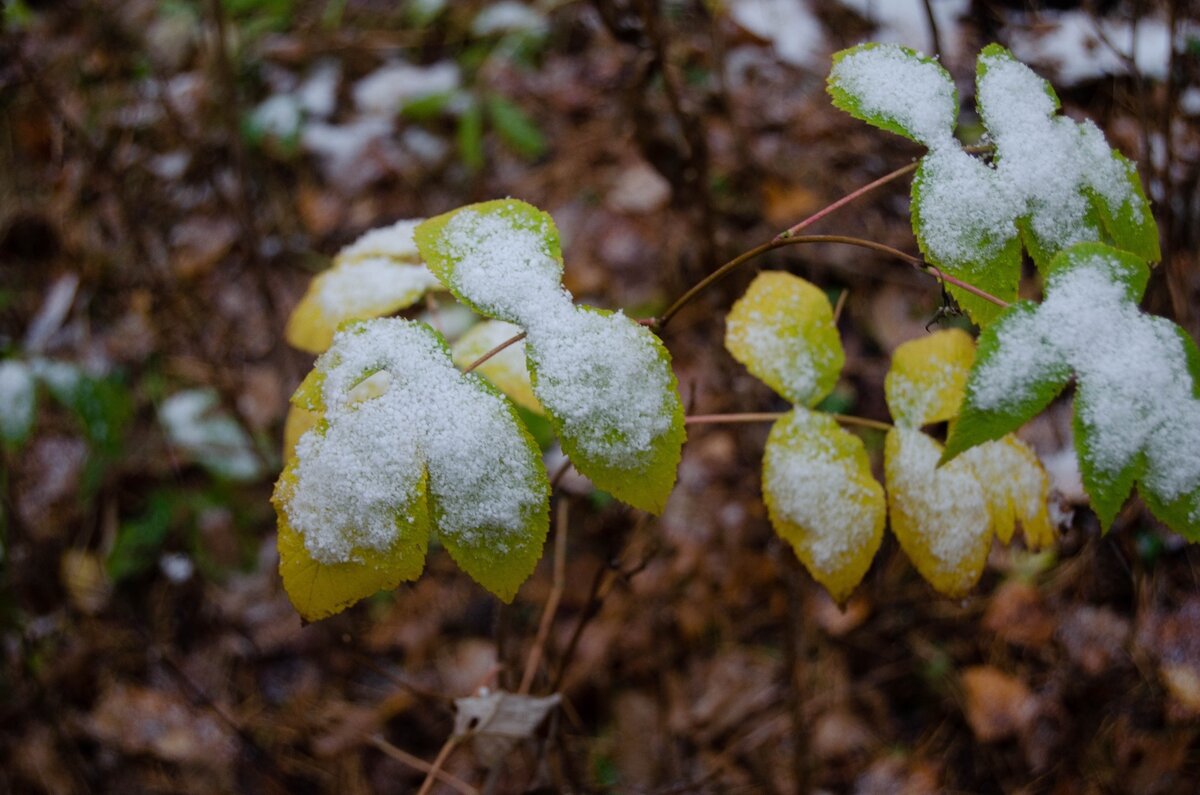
[453,689,561,766]
[960,665,1039,743]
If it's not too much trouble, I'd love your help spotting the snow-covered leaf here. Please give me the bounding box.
[828,43,1159,326]
[946,243,1200,538]
[285,219,441,354]
[886,427,992,597]
[884,329,975,428]
[725,271,844,407]
[415,200,685,514]
[763,409,885,603]
[274,319,550,619]
[959,438,1054,549]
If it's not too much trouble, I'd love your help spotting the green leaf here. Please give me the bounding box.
[946,243,1200,540]
[827,43,957,147]
[275,319,552,619]
[528,310,685,514]
[943,302,1072,461]
[415,199,564,322]
[107,493,173,582]
[1088,149,1160,264]
[433,379,550,602]
[458,98,485,174]
[724,271,844,407]
[417,202,685,515]
[911,152,1022,326]
[486,95,547,160]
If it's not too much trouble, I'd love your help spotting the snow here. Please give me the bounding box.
[337,219,424,264]
[728,0,825,69]
[471,2,546,36]
[431,205,677,465]
[353,61,460,116]
[298,60,341,118]
[888,427,991,569]
[829,43,958,147]
[969,251,1200,508]
[250,94,302,139]
[0,360,36,442]
[837,0,970,64]
[315,258,440,318]
[1005,11,1188,86]
[765,410,881,573]
[285,319,545,565]
[159,389,262,481]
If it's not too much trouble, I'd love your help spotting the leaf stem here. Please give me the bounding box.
[463,332,527,373]
[685,412,892,431]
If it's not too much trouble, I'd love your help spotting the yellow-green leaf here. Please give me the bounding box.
[959,437,1054,549]
[763,409,886,603]
[885,427,992,597]
[273,463,430,622]
[285,258,442,354]
[725,271,844,407]
[885,328,976,428]
[452,320,541,414]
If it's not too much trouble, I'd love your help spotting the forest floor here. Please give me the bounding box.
[2,1,1200,793]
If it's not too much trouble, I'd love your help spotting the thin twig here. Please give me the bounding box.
[520,500,569,694]
[464,332,527,373]
[920,0,944,64]
[658,233,1009,329]
[416,735,463,795]
[832,289,850,324]
[772,145,992,241]
[369,735,479,795]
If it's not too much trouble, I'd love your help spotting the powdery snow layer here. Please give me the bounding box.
[286,319,545,565]
[433,207,675,466]
[337,219,425,264]
[831,44,1142,275]
[765,410,882,574]
[315,258,439,316]
[970,253,1200,507]
[828,44,957,147]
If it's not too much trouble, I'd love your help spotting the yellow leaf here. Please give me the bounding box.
[282,404,320,461]
[885,328,976,428]
[763,409,886,603]
[725,271,844,406]
[285,258,441,354]
[885,427,992,597]
[273,464,430,622]
[451,320,542,414]
[959,437,1054,549]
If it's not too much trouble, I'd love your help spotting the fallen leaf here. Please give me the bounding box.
[453,688,561,765]
[960,665,1038,742]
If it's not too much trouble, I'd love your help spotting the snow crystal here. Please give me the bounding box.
[0,360,36,441]
[285,319,545,565]
[432,205,676,465]
[829,43,958,147]
[765,411,881,573]
[970,252,1200,505]
[337,219,424,264]
[888,427,990,568]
